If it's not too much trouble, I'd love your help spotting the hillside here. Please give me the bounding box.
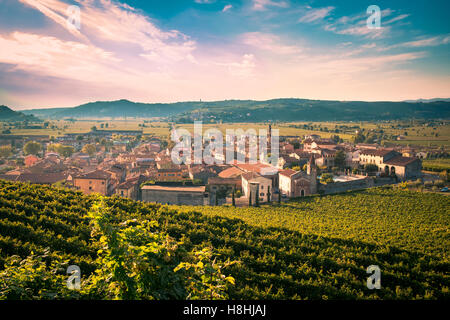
[0,105,41,122]
[21,98,450,121]
[0,180,448,299]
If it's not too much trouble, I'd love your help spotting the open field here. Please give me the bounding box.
[1,120,170,138]
[422,159,450,172]
[1,119,449,149]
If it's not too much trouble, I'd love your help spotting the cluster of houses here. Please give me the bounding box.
[0,127,423,206]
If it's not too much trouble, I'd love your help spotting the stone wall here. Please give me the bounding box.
[318,177,396,195]
[141,189,208,205]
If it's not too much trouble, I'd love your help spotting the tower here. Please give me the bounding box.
[268,124,272,142]
[307,155,317,194]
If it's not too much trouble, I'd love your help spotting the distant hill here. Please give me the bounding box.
[21,98,450,121]
[404,98,450,103]
[0,105,41,122]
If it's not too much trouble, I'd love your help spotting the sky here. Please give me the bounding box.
[0,0,449,109]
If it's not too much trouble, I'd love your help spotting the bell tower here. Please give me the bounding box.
[307,155,317,194]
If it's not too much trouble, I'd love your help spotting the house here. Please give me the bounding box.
[116,175,146,200]
[315,149,337,168]
[105,164,127,183]
[207,176,241,193]
[359,149,398,166]
[382,156,422,179]
[241,172,273,203]
[0,172,67,185]
[359,149,422,179]
[278,157,317,197]
[277,155,300,169]
[141,185,209,205]
[73,170,113,195]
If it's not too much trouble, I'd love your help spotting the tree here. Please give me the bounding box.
[278,190,281,204]
[59,145,75,158]
[23,141,42,155]
[91,126,97,132]
[82,144,96,156]
[320,173,334,184]
[232,188,236,207]
[248,191,252,207]
[334,150,346,169]
[353,132,366,144]
[267,186,271,203]
[0,145,12,158]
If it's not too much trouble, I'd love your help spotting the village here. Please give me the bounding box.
[0,124,429,207]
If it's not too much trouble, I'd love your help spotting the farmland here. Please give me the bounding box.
[0,180,448,300]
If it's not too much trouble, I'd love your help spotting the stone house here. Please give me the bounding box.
[278,157,317,197]
[73,170,113,196]
[241,172,273,203]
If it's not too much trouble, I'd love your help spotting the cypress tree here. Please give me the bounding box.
[232,187,236,207]
[249,191,252,207]
[267,186,271,203]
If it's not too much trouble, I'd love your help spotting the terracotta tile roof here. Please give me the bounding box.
[141,185,206,192]
[384,156,419,166]
[15,172,67,184]
[207,177,240,185]
[279,169,299,177]
[218,166,245,178]
[360,149,396,157]
[76,170,111,180]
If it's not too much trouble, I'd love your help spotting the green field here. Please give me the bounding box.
[0,180,448,300]
[2,119,449,150]
[422,159,450,172]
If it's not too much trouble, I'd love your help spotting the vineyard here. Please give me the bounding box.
[0,180,448,299]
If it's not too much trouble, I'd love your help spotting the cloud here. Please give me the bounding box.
[216,54,256,77]
[240,32,302,55]
[0,32,120,83]
[399,35,450,47]
[195,0,215,3]
[252,0,288,11]
[323,9,399,39]
[222,4,232,12]
[298,6,334,23]
[384,14,409,25]
[18,0,196,62]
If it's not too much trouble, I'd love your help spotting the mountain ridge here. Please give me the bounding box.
[17,98,450,121]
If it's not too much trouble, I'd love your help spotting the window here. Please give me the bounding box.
[260,185,264,189]
[260,193,264,196]
[89,187,92,190]
[102,181,105,185]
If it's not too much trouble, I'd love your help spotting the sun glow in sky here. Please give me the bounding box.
[0,0,449,109]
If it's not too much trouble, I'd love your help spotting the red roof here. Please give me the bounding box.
[384,156,419,166]
[76,170,111,180]
[279,169,299,177]
[360,149,396,157]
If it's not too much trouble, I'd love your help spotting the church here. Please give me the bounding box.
[278,156,318,197]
